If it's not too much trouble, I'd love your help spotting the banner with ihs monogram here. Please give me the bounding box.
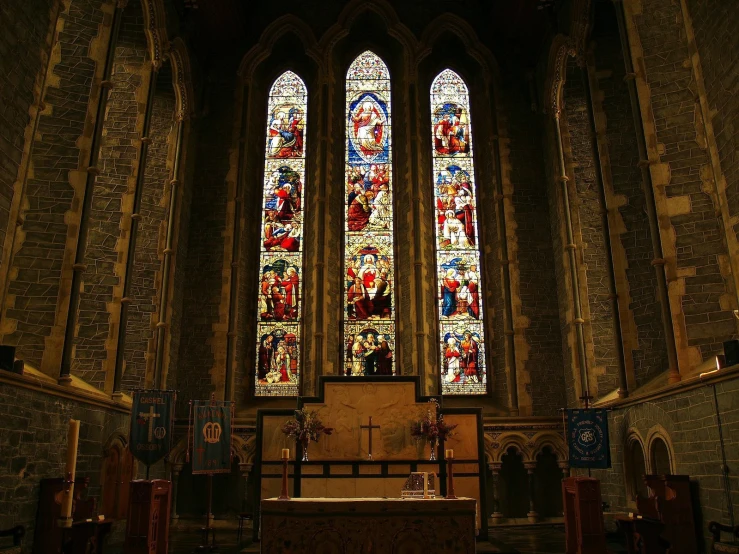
[191,400,233,474]
[129,390,175,467]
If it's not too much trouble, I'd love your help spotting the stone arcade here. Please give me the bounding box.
[0,0,738,552]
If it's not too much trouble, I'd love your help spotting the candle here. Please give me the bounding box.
[60,419,80,523]
[281,448,290,460]
[445,449,454,459]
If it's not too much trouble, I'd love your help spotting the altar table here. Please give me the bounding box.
[260,497,477,554]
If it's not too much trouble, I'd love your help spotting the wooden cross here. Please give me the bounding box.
[138,405,160,442]
[360,416,381,461]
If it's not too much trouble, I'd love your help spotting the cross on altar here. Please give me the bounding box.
[139,405,160,442]
[360,416,381,461]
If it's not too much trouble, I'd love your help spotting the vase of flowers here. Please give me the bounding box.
[281,407,334,462]
[410,399,458,461]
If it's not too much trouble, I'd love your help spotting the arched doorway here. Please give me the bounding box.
[499,447,529,518]
[534,446,563,517]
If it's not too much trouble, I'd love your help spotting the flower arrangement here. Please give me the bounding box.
[281,407,333,460]
[411,399,457,460]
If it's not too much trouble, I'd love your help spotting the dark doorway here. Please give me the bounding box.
[534,446,563,517]
[500,447,529,518]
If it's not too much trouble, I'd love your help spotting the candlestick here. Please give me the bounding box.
[446,453,457,499]
[423,471,429,499]
[59,419,80,527]
[445,449,454,459]
[279,452,290,500]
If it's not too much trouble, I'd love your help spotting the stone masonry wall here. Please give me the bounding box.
[2,0,113,372]
[630,0,738,364]
[503,85,567,415]
[563,60,621,398]
[176,70,236,415]
[73,1,148,388]
[121,75,176,392]
[588,373,739,550]
[685,0,739,301]
[591,2,669,389]
[0,0,55,271]
[0,380,130,553]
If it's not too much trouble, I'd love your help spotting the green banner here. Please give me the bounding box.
[192,401,232,474]
[129,390,175,467]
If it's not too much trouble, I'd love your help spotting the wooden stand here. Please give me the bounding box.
[195,474,217,552]
[33,478,111,554]
[123,479,171,554]
[562,477,606,554]
[636,474,697,554]
[279,458,290,500]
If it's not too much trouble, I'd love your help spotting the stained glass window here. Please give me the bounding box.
[343,51,396,377]
[254,71,306,396]
[431,69,487,395]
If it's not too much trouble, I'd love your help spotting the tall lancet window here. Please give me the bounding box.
[255,71,307,397]
[431,69,487,395]
[343,51,396,377]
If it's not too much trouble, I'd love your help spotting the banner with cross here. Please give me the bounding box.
[191,400,232,474]
[129,390,175,467]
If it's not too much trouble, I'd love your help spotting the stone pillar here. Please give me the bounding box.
[525,462,539,523]
[170,463,183,520]
[239,463,253,513]
[489,463,503,524]
[558,461,570,479]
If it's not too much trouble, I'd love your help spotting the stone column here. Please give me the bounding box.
[239,463,253,513]
[525,462,539,523]
[558,461,570,479]
[489,463,503,524]
[170,463,183,520]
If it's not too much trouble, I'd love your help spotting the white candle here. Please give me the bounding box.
[281,448,290,460]
[445,449,454,459]
[60,419,80,521]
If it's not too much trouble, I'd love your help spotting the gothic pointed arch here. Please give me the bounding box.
[168,38,195,121]
[238,15,320,81]
[140,0,169,69]
[544,34,572,117]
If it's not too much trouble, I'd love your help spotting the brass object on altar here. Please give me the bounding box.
[401,472,436,498]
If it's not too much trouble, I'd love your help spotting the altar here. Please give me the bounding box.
[254,376,488,543]
[260,497,477,553]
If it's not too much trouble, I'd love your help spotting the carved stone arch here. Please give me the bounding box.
[530,432,568,462]
[318,0,419,78]
[103,429,129,455]
[569,0,593,63]
[140,0,169,69]
[645,424,675,474]
[543,34,572,118]
[238,15,321,82]
[418,14,499,83]
[169,435,189,465]
[483,434,496,464]
[167,38,195,121]
[494,433,532,463]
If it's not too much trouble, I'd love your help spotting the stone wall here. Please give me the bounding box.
[588,372,739,549]
[503,84,566,415]
[628,0,738,365]
[591,1,669,389]
[121,71,176,392]
[73,0,149,389]
[2,0,113,373]
[0,379,131,552]
[0,0,55,270]
[563,59,621,398]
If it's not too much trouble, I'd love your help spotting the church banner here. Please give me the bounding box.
[192,400,232,474]
[129,390,175,467]
[567,408,611,469]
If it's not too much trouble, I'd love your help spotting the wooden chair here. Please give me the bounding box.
[708,521,739,554]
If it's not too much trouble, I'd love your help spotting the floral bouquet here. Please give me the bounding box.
[410,399,458,460]
[281,407,333,461]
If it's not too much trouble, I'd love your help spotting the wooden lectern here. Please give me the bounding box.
[636,474,697,554]
[562,477,607,554]
[124,480,171,554]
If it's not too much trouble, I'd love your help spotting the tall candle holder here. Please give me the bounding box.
[279,448,290,500]
[445,449,457,499]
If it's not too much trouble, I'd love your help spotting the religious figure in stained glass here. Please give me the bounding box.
[255,71,307,396]
[344,52,397,377]
[431,69,487,395]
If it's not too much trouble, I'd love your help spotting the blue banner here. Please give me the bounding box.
[192,401,232,474]
[567,408,611,469]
